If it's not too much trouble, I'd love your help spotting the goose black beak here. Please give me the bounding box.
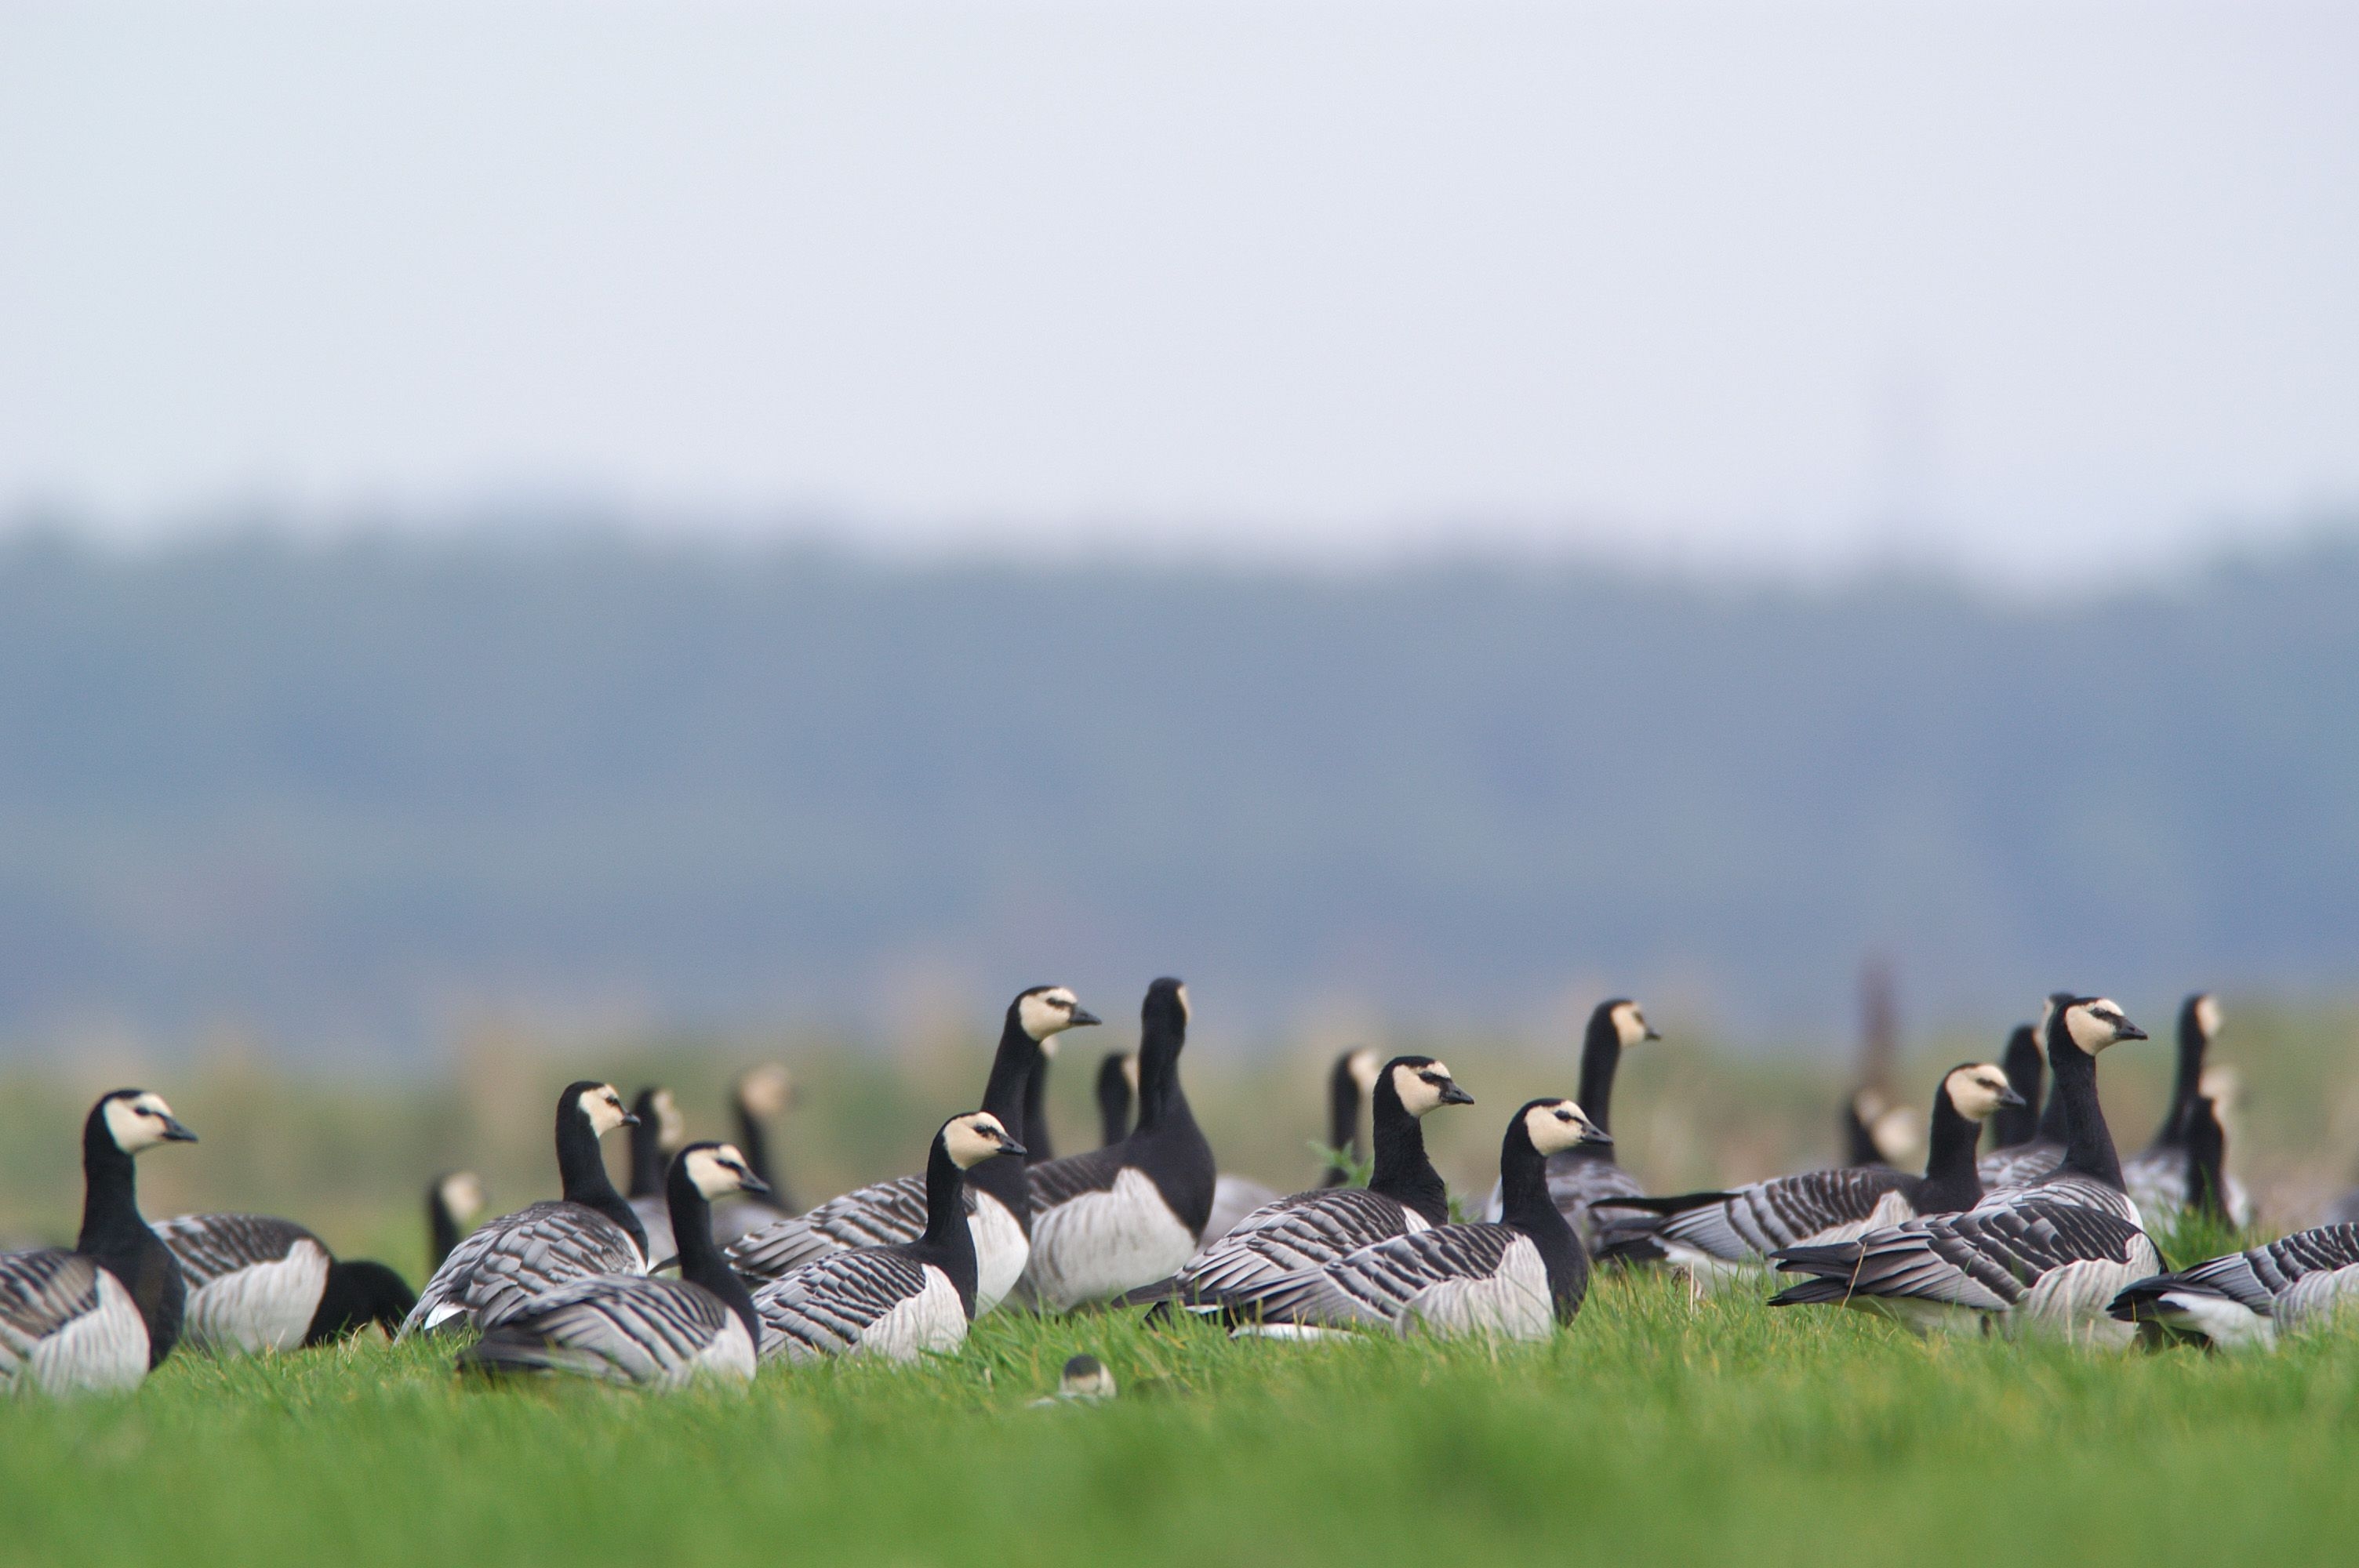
[1440,1081,1475,1106]
[1579,1124,1614,1147]
[995,1134,1028,1159]
[617,1109,642,1126]
[1996,1085,2029,1108]
[1643,1027,1663,1040]
[160,1116,198,1143]
[1069,1007,1103,1029]
[736,1169,772,1197]
[2117,1024,2149,1042]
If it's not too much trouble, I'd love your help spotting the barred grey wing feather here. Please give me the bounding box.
[1025,1145,1128,1212]
[490,1276,736,1384]
[754,1250,932,1359]
[152,1214,315,1287]
[727,1175,974,1281]
[0,1250,105,1350]
[1178,1189,1418,1300]
[402,1202,645,1335]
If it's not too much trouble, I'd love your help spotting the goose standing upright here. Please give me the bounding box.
[1482,999,1659,1250]
[0,1091,197,1395]
[154,1214,416,1353]
[400,1082,646,1336]
[1979,994,2077,1186]
[459,1142,769,1387]
[709,1065,797,1245]
[626,1087,689,1269]
[1769,997,2161,1344]
[1096,1052,1136,1147]
[426,1171,485,1272]
[754,1113,1025,1362]
[1318,1049,1381,1186]
[1162,1056,1473,1308]
[1592,1062,2023,1287]
[1216,1099,1610,1341]
[2121,995,2253,1225]
[725,987,1100,1314]
[1022,978,1219,1310]
[1986,1024,2045,1154]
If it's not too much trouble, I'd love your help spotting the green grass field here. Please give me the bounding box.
[9,1221,2357,1568]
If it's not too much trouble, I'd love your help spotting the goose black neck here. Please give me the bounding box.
[427,1189,460,1268]
[1496,1112,1591,1323]
[554,1097,648,1261]
[76,1106,151,1271]
[627,1096,666,1200]
[667,1158,761,1348]
[733,1103,775,1192]
[1577,1007,1623,1133]
[1096,1054,1132,1148]
[1366,1074,1449,1225]
[304,1260,416,1346]
[1913,1083,1986,1213]
[1991,1026,2045,1149]
[1022,1054,1056,1165]
[968,1010,1045,1229]
[2183,1098,2228,1220]
[2152,997,2210,1150]
[915,1133,982,1315]
[2045,1021,2125,1189]
[1324,1054,1365,1188]
[1133,994,1189,1133]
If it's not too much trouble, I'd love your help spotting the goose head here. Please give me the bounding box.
[942,1111,1027,1170]
[1385,1056,1476,1117]
[2059,996,2147,1054]
[2183,992,2222,1047]
[1940,1062,2027,1122]
[1605,999,1660,1049]
[677,1141,769,1198]
[565,1081,638,1137]
[1017,985,1103,1046]
[1343,1047,1381,1098]
[99,1090,198,1154]
[735,1064,794,1120]
[1521,1098,1612,1156]
[435,1170,486,1225]
[1057,1353,1116,1402]
[635,1087,687,1154]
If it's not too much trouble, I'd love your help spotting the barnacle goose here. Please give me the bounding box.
[154,1214,416,1352]
[1979,994,2078,1186]
[1593,1062,2022,1288]
[1768,997,2160,1343]
[1318,1048,1381,1186]
[754,1112,1025,1363]
[1986,1023,2045,1154]
[0,1091,197,1396]
[726,986,1100,1314]
[427,1171,485,1271]
[626,1087,689,1269]
[399,1081,646,1336]
[1096,1052,1136,1147]
[2121,996,2254,1225]
[458,1142,769,1387]
[2109,1221,2359,1351]
[709,1065,798,1246]
[1154,1055,1471,1311]
[1030,1352,1117,1405]
[1216,1098,1609,1341]
[1480,999,1659,1251]
[1021,978,1219,1310]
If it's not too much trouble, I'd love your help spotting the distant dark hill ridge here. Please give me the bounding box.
[0,528,2354,1054]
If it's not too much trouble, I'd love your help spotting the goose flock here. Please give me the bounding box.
[5,979,2359,1398]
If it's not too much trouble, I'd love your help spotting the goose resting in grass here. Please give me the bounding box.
[725,986,1098,1315]
[1592,1061,2022,1287]
[459,1142,769,1387]
[2109,1221,2359,1350]
[0,1091,198,1396]
[754,1112,1024,1363]
[1215,1098,1610,1341]
[154,1214,415,1352]
[400,1081,646,1336]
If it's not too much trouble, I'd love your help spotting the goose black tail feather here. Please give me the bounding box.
[1118,1276,1184,1308]
[456,1330,630,1385]
[1588,1190,1739,1217]
[2105,1273,2179,1323]
[1767,1276,1859,1307]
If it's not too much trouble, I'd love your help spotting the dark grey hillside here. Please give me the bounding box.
[0,527,2355,1050]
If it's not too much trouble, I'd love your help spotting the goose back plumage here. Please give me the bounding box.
[154,1214,333,1354]
[2108,1223,2359,1349]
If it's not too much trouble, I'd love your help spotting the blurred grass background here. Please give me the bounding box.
[5,993,2354,1279]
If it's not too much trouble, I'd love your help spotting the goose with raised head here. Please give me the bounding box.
[725,986,1099,1314]
[1096,1052,1136,1147]
[1593,1062,2022,1287]
[1021,978,1219,1310]
[2121,996,2253,1225]
[0,1091,197,1395]
[1216,1099,1609,1341]
[2109,1220,2359,1351]
[708,1065,798,1246]
[458,1142,769,1387]
[1159,1056,1474,1309]
[1979,994,2077,1186]
[754,1113,1025,1363]
[426,1171,486,1272]
[400,1082,645,1336]
[1318,1049,1380,1187]
[625,1087,689,1268]
[1481,999,1659,1251]
[1768,997,2160,1344]
[154,1214,416,1353]
[1986,1024,2045,1154]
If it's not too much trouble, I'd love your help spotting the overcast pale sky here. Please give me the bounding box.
[2,2,2354,578]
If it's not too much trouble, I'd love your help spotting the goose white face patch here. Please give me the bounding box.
[1946,1065,2015,1122]
[438,1171,486,1223]
[1121,1053,1140,1091]
[1347,1048,1380,1096]
[2065,999,2132,1053]
[1018,987,1085,1042]
[1175,984,1192,1025]
[582,1084,632,1136]
[1612,1003,1651,1049]
[103,1093,182,1154]
[685,1144,758,1198]
[945,1112,1015,1170]
[738,1064,794,1119]
[652,1089,687,1153]
[1524,1100,1601,1156]
[1394,1061,1457,1117]
[2193,994,2222,1040]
